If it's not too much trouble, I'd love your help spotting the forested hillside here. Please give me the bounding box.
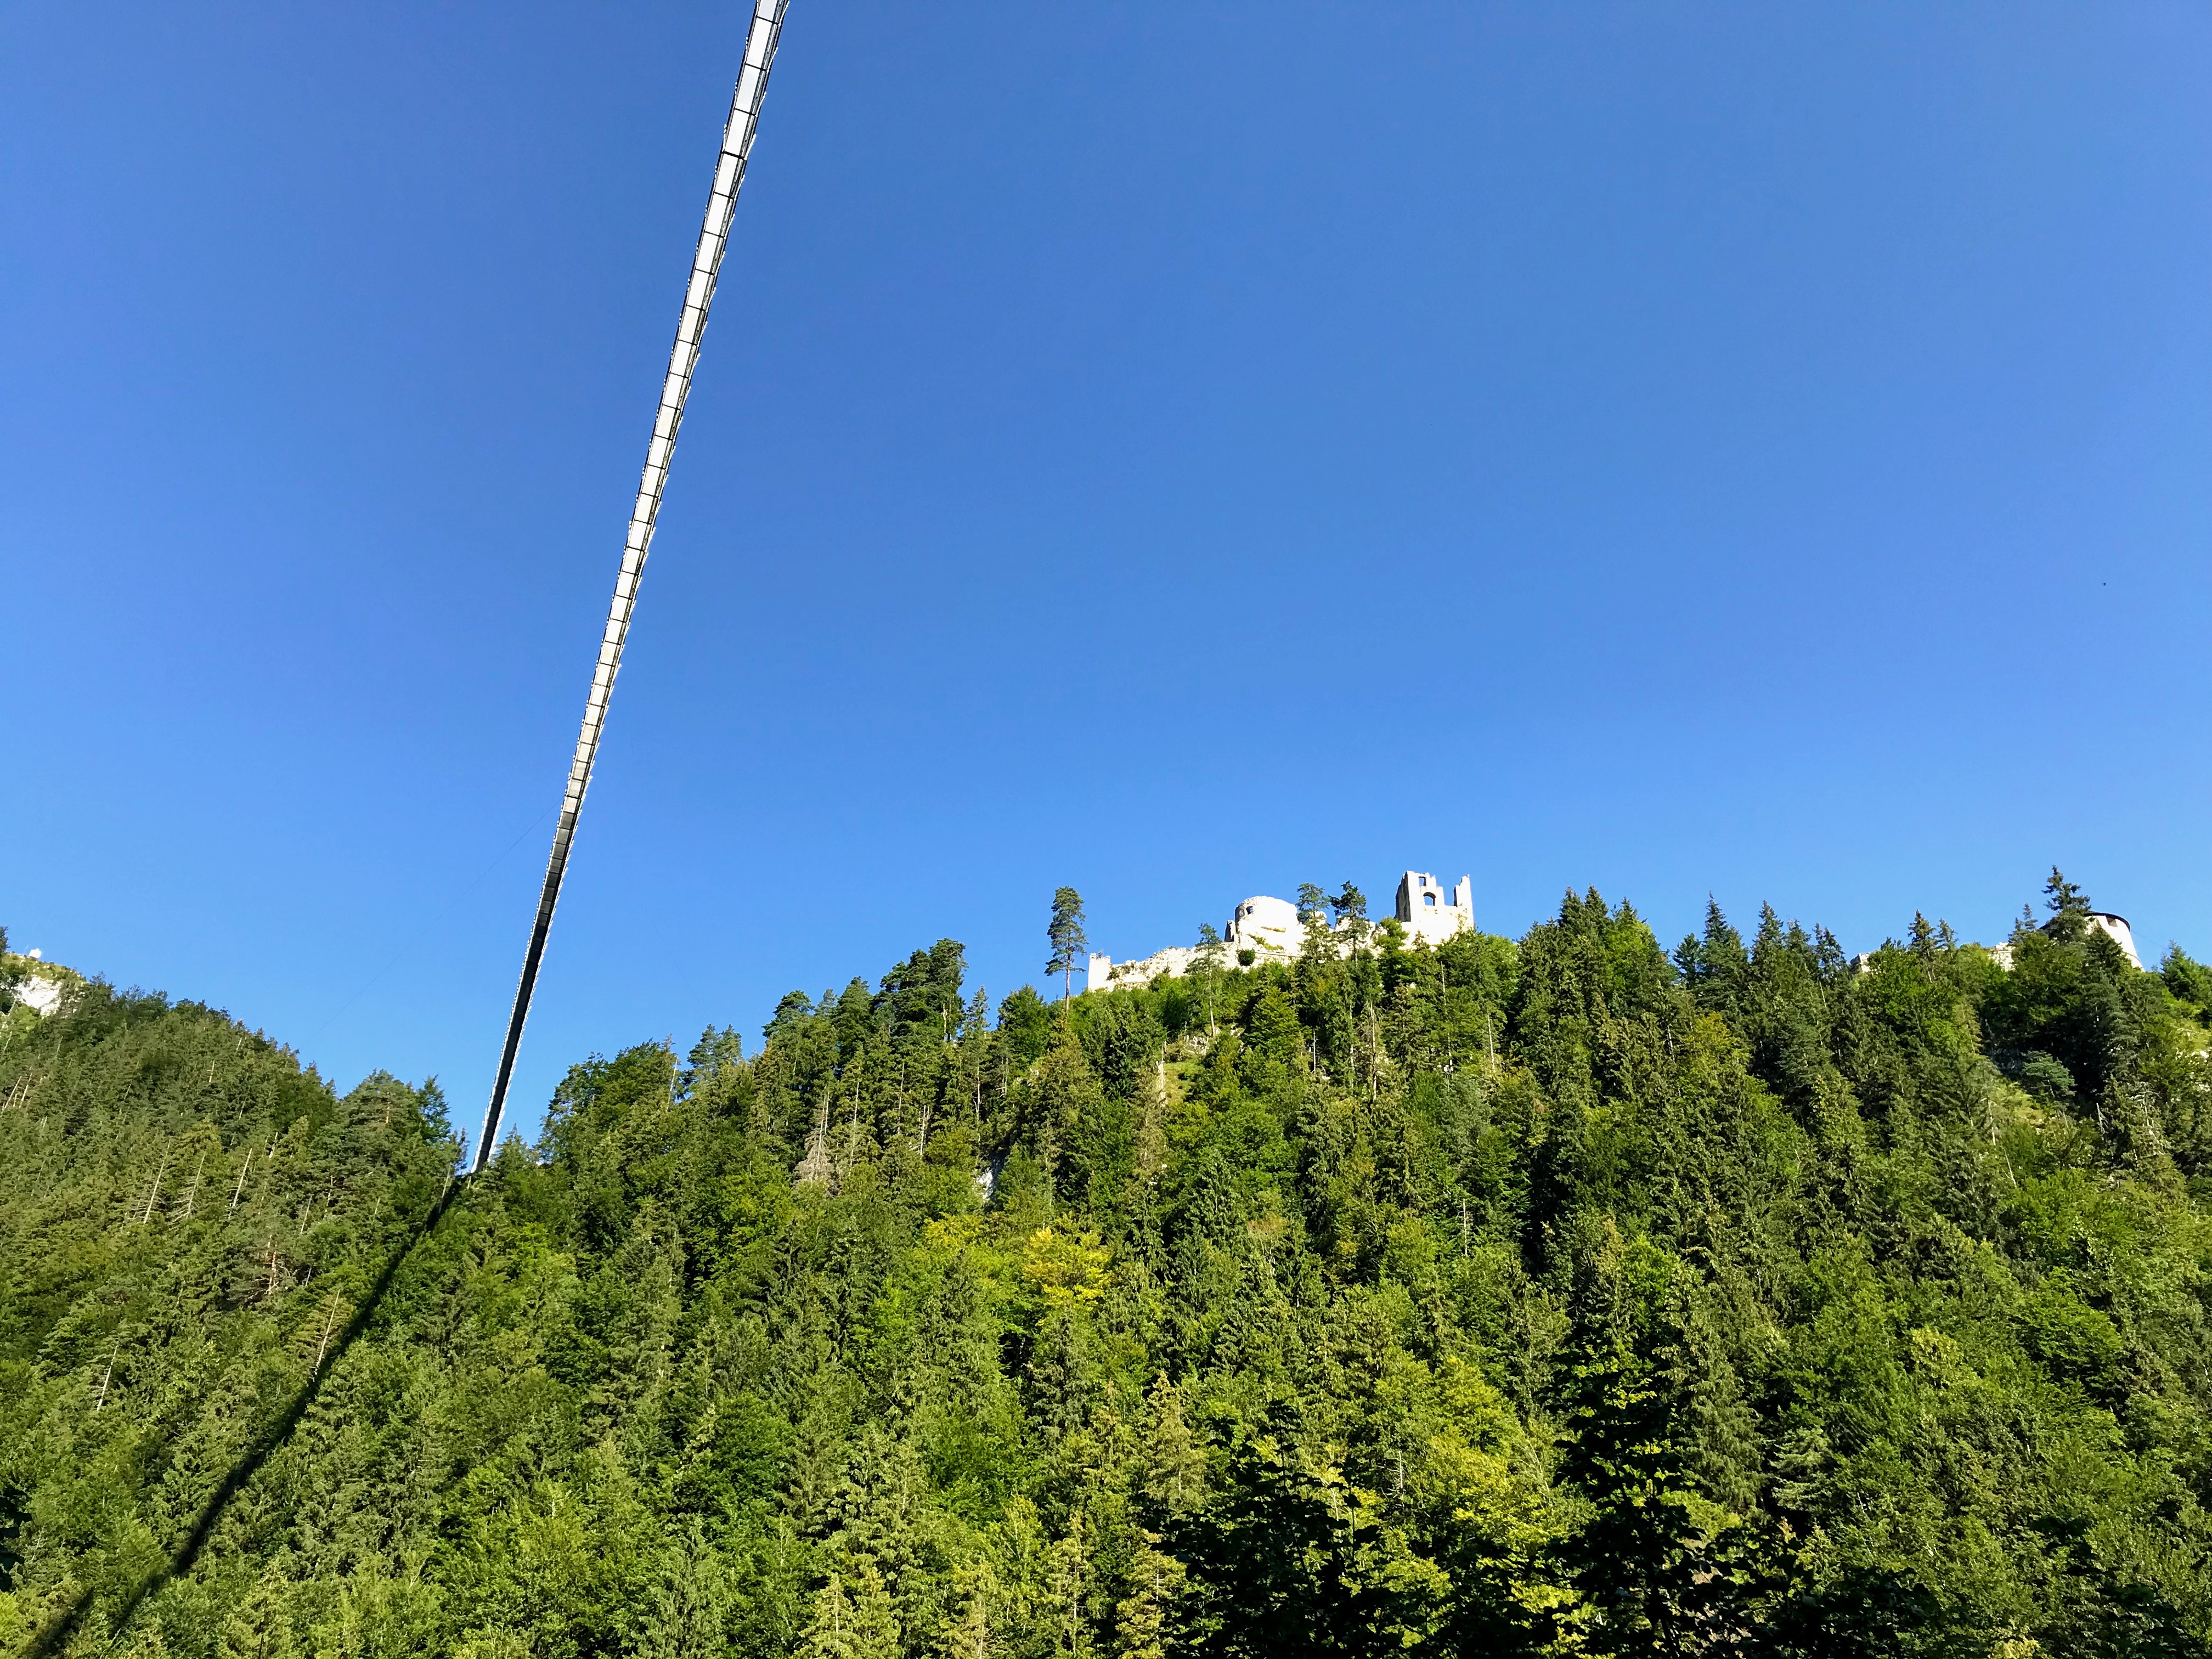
[4,876,2211,1657]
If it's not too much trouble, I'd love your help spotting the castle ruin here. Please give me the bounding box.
[1086,869,1475,992]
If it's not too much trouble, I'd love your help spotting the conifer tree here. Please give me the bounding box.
[2045,865,2092,934]
[7,871,2212,1657]
[800,1564,900,1659]
[1193,922,1225,1036]
[1048,888,1089,1001]
[1113,1535,1184,1659]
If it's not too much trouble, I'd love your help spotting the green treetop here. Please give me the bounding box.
[1048,885,1090,1001]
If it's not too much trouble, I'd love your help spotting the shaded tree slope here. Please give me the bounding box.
[3,876,2210,1656]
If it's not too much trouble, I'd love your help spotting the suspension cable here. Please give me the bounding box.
[474,0,792,1173]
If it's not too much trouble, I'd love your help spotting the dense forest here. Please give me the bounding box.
[3,874,2211,1657]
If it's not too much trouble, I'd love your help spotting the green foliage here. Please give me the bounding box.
[5,875,2212,1656]
[1048,890,1089,1002]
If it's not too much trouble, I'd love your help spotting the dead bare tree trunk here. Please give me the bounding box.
[312,1294,341,1371]
[93,1338,120,1413]
[137,1147,172,1225]
[178,1146,209,1220]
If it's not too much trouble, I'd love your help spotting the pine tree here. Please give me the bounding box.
[1193,922,1225,1036]
[2045,866,2093,937]
[219,1577,301,1659]
[800,1562,900,1659]
[1330,882,1369,944]
[1113,1534,1185,1659]
[1048,889,1090,1002]
[940,1560,1004,1659]
[1140,1374,1206,1514]
[1047,1509,1094,1658]
[634,1517,732,1658]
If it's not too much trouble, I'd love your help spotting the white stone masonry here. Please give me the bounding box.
[1085,870,1475,992]
[1395,871,1474,947]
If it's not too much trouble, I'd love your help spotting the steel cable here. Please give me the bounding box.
[474,0,791,1172]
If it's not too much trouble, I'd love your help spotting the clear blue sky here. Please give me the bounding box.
[5,2,2207,1156]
